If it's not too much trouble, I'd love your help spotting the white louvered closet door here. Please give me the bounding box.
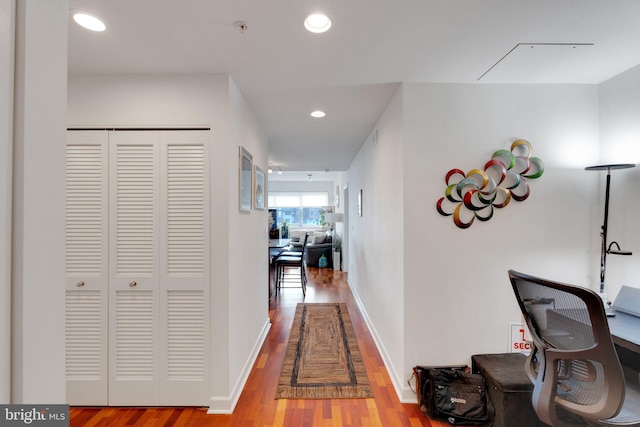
[159,131,210,406]
[106,130,211,406]
[65,131,109,405]
[108,131,161,406]
[66,129,211,406]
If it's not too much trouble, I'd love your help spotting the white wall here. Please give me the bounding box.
[348,86,406,395]
[12,0,67,403]
[268,180,335,203]
[68,73,269,412]
[348,82,602,402]
[598,65,640,296]
[226,77,270,411]
[68,74,228,128]
[0,0,14,404]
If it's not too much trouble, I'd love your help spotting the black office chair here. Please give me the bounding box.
[275,233,309,296]
[508,270,640,427]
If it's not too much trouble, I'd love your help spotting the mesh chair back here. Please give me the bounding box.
[508,270,626,425]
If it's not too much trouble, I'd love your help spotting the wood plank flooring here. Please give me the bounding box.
[70,267,448,427]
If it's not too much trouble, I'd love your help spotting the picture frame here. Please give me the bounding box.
[239,146,253,212]
[358,189,363,217]
[254,165,266,210]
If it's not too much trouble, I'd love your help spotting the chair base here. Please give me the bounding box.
[275,263,306,297]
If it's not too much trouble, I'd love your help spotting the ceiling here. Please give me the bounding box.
[67,0,640,173]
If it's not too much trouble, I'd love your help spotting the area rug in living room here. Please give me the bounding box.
[276,303,373,399]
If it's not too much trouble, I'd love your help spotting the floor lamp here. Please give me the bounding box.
[585,163,635,295]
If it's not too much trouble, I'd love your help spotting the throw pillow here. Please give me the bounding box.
[312,234,326,244]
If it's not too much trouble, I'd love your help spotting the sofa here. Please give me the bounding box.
[286,229,334,268]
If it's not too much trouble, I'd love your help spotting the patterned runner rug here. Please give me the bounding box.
[276,303,373,399]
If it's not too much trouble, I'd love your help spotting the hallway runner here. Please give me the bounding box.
[276,303,373,399]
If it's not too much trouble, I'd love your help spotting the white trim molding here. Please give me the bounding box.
[207,318,271,414]
[347,279,413,403]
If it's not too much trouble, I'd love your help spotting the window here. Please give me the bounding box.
[268,192,329,227]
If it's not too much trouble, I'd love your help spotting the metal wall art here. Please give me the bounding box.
[436,139,544,229]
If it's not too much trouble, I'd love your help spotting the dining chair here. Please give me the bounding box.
[275,233,309,296]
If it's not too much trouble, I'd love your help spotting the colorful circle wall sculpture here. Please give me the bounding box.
[436,139,544,229]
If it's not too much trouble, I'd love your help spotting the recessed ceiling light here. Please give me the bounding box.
[72,11,106,32]
[310,110,326,118]
[304,13,332,33]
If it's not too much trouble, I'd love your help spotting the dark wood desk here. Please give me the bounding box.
[609,311,640,353]
[608,312,640,371]
[546,308,640,372]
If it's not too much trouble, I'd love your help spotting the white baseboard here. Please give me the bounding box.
[207,318,271,414]
[400,384,418,403]
[347,279,410,403]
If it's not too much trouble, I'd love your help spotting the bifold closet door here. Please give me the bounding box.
[157,131,211,406]
[107,131,161,406]
[66,130,211,406]
[107,130,211,406]
[65,130,109,405]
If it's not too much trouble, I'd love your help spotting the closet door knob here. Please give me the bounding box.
[129,281,137,287]
[76,281,85,287]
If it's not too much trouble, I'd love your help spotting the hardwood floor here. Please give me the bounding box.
[70,268,447,427]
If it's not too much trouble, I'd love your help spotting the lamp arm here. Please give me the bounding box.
[608,242,621,253]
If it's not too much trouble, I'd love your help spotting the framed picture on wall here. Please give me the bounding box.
[254,165,266,210]
[239,146,253,212]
